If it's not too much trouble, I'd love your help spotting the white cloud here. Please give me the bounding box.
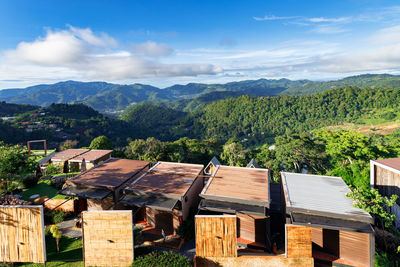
[307,17,350,23]
[5,29,86,65]
[1,26,221,85]
[253,15,299,21]
[131,41,174,57]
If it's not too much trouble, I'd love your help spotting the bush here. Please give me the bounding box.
[132,251,191,267]
[53,211,66,224]
[22,174,38,188]
[45,163,63,176]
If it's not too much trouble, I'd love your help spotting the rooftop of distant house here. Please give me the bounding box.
[51,149,89,161]
[69,149,113,163]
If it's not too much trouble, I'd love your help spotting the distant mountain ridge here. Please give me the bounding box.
[2,74,400,113]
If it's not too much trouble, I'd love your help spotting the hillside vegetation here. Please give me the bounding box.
[3,74,400,114]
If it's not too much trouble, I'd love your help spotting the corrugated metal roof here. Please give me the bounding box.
[281,172,373,223]
[52,149,89,161]
[246,159,260,168]
[69,149,112,162]
[210,156,221,167]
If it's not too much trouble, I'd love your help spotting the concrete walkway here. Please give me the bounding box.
[59,218,82,239]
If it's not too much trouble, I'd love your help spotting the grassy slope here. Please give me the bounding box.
[20,180,66,200]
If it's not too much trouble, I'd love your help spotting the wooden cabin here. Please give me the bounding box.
[198,165,271,251]
[68,149,112,172]
[60,158,151,211]
[370,158,400,227]
[120,162,204,235]
[204,156,221,175]
[281,172,374,267]
[51,149,89,173]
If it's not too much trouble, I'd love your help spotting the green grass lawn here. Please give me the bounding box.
[20,180,66,201]
[15,234,83,266]
[29,149,56,163]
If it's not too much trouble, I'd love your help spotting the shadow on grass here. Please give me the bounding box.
[46,235,83,261]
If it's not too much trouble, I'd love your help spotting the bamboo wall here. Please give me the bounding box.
[82,210,134,267]
[196,215,237,257]
[0,206,46,263]
[375,165,400,205]
[285,224,312,258]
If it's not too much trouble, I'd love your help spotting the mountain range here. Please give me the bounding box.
[2,74,400,114]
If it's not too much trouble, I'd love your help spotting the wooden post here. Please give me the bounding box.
[44,140,47,155]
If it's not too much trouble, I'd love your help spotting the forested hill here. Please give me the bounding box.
[190,86,400,143]
[2,74,400,114]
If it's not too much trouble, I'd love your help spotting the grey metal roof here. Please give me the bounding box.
[246,159,260,168]
[281,172,373,224]
[210,156,221,167]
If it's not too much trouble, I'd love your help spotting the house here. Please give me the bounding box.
[246,158,260,168]
[281,172,374,267]
[68,149,112,172]
[197,165,271,251]
[370,158,400,227]
[51,149,89,173]
[60,158,151,211]
[204,156,221,175]
[119,161,204,235]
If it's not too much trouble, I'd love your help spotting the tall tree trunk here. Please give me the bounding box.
[56,238,60,253]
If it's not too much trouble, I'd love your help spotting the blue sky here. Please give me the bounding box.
[1,0,400,89]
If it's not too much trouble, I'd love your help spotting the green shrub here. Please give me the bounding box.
[22,174,38,188]
[52,211,66,224]
[45,163,63,176]
[132,251,191,267]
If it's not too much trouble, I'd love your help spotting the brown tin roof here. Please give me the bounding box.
[52,149,89,161]
[68,158,150,189]
[128,162,204,197]
[69,150,113,163]
[202,165,269,205]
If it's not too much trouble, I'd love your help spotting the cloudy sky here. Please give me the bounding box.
[2,0,400,89]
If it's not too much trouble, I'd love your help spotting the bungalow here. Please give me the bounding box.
[51,149,89,173]
[60,158,151,211]
[68,149,112,172]
[197,165,271,251]
[119,162,204,235]
[204,156,221,175]
[370,158,400,227]
[281,172,374,267]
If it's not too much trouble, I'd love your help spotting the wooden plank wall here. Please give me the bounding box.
[376,166,400,205]
[237,213,267,244]
[82,211,134,267]
[196,216,237,257]
[340,231,370,267]
[145,208,180,235]
[285,224,312,258]
[311,227,371,267]
[0,206,45,263]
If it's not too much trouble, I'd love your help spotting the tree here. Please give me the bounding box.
[125,137,165,162]
[89,136,113,150]
[274,133,328,174]
[50,225,63,253]
[220,140,246,166]
[0,142,37,194]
